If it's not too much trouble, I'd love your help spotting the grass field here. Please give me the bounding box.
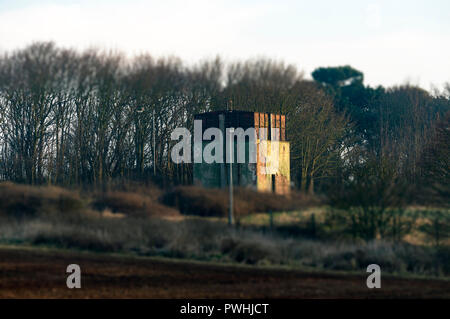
[0,245,448,298]
[0,182,448,298]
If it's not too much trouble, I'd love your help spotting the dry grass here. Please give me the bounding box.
[91,191,179,218]
[0,182,317,220]
[0,182,84,217]
[0,213,448,276]
[0,181,448,277]
[162,186,319,219]
[0,181,179,219]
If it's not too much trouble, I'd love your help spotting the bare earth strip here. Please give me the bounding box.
[0,246,448,298]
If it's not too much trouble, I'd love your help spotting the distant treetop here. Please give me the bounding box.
[312,65,363,87]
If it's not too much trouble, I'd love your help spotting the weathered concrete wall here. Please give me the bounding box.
[256,140,290,195]
[194,140,257,189]
[275,141,290,195]
[193,146,221,188]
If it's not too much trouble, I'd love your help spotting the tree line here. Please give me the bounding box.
[0,42,448,205]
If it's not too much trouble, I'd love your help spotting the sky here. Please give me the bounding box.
[0,0,449,90]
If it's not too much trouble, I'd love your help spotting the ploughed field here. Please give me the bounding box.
[0,246,448,298]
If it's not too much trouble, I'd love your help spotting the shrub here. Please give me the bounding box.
[221,237,282,265]
[91,191,179,218]
[162,186,319,218]
[0,213,448,276]
[0,182,84,217]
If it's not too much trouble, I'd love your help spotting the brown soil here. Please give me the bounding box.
[0,246,448,298]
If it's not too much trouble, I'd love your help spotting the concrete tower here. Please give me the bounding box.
[193,110,290,195]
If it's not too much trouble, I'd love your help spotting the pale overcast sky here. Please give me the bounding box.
[0,0,449,89]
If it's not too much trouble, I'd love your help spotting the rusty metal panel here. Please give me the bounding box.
[259,113,267,140]
[254,112,260,126]
[271,114,280,141]
[276,114,281,140]
[280,115,286,141]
